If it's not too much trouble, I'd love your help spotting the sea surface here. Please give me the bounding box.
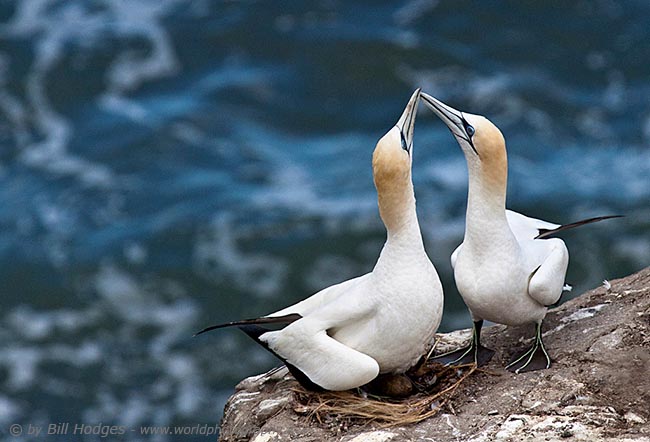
[0,1,648,440]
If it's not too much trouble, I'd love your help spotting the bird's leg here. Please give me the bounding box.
[506,321,551,373]
[431,320,495,367]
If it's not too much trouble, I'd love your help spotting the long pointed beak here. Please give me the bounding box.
[420,92,478,155]
[395,88,420,153]
[420,92,465,137]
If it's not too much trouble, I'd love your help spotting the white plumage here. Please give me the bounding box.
[198,89,444,390]
[451,209,568,327]
[421,92,615,373]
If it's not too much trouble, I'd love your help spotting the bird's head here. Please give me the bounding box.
[372,88,420,192]
[420,92,507,190]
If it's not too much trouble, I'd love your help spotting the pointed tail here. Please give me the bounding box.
[193,313,302,336]
[237,324,324,391]
[535,215,623,240]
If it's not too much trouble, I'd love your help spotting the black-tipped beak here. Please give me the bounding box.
[395,88,420,154]
[420,92,478,156]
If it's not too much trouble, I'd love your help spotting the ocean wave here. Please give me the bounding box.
[193,215,289,299]
[0,0,186,187]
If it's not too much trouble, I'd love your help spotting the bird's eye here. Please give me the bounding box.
[465,124,475,137]
[400,132,409,152]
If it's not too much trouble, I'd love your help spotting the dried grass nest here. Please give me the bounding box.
[292,360,479,428]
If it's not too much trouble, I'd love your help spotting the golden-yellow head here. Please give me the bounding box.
[420,93,507,191]
[372,89,420,193]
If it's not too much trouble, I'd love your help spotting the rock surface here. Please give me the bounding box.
[219,267,650,442]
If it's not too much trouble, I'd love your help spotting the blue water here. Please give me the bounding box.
[0,1,648,440]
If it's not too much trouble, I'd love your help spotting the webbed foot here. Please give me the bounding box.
[506,322,551,373]
[432,344,495,367]
[431,320,495,367]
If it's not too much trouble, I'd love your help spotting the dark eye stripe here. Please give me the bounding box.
[461,117,475,138]
[400,131,408,152]
[460,114,479,157]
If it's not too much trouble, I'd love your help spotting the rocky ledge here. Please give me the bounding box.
[218,267,650,442]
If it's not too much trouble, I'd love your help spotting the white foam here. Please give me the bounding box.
[0,395,21,426]
[7,307,52,340]
[394,0,439,26]
[193,215,289,298]
[228,122,378,220]
[424,155,468,190]
[94,263,198,331]
[14,3,113,186]
[1,346,41,390]
[510,146,650,204]
[175,379,205,417]
[8,305,100,339]
[47,342,102,366]
[103,0,180,94]
[1,0,191,187]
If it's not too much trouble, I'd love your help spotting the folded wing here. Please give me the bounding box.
[268,274,371,318]
[262,284,380,391]
[261,321,380,390]
[506,210,560,241]
[527,239,569,306]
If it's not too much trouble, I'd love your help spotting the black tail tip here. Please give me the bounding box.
[193,325,219,337]
[238,324,269,340]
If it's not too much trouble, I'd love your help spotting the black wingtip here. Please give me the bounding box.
[591,214,625,221]
[238,324,268,341]
[193,323,233,337]
[535,214,624,239]
[193,313,321,391]
[193,313,303,338]
[237,324,324,392]
[193,327,215,337]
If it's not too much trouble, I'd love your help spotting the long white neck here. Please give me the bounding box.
[374,178,426,272]
[463,158,513,252]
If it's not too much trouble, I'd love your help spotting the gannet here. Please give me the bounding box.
[196,89,444,390]
[420,92,620,373]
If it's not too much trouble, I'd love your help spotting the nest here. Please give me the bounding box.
[292,361,478,428]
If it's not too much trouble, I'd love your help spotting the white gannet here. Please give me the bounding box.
[196,89,444,390]
[420,92,620,373]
